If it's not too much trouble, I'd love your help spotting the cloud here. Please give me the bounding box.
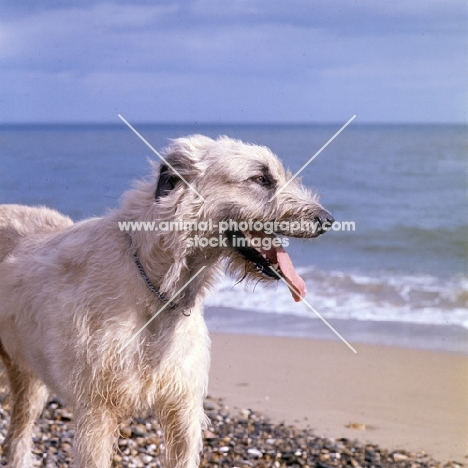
[0,0,466,123]
[3,0,465,34]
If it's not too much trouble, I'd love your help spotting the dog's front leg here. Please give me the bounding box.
[157,392,208,468]
[72,406,118,468]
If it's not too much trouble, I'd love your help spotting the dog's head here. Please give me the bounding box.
[150,135,333,302]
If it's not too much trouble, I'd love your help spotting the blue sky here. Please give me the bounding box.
[0,0,466,123]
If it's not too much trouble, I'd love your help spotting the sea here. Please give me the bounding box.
[0,123,466,354]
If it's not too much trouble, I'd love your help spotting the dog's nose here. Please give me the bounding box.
[315,209,334,230]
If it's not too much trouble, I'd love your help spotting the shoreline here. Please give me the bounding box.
[205,306,468,355]
[208,332,468,463]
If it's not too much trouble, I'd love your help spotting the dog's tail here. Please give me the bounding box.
[0,204,73,263]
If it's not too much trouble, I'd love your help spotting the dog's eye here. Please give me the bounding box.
[251,175,271,186]
[167,176,178,190]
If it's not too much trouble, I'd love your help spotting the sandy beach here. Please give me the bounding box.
[209,333,468,463]
[0,332,465,466]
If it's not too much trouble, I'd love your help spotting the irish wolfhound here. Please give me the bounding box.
[0,135,333,467]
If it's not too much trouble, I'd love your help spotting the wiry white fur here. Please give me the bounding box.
[0,135,329,467]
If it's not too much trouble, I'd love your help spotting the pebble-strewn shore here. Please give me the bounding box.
[0,388,462,467]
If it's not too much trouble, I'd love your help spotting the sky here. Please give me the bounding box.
[0,0,466,124]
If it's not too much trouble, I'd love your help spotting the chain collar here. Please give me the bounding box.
[128,235,177,310]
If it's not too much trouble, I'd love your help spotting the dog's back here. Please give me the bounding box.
[0,204,73,263]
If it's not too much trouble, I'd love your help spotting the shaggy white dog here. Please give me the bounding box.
[0,135,333,467]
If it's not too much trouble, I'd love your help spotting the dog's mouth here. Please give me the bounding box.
[225,230,306,302]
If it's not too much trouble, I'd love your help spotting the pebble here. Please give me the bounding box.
[346,422,366,430]
[120,426,132,438]
[393,452,409,461]
[0,385,460,468]
[247,448,263,458]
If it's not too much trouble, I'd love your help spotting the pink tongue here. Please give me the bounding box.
[276,247,307,302]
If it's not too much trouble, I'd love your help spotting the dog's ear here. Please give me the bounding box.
[155,165,179,200]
